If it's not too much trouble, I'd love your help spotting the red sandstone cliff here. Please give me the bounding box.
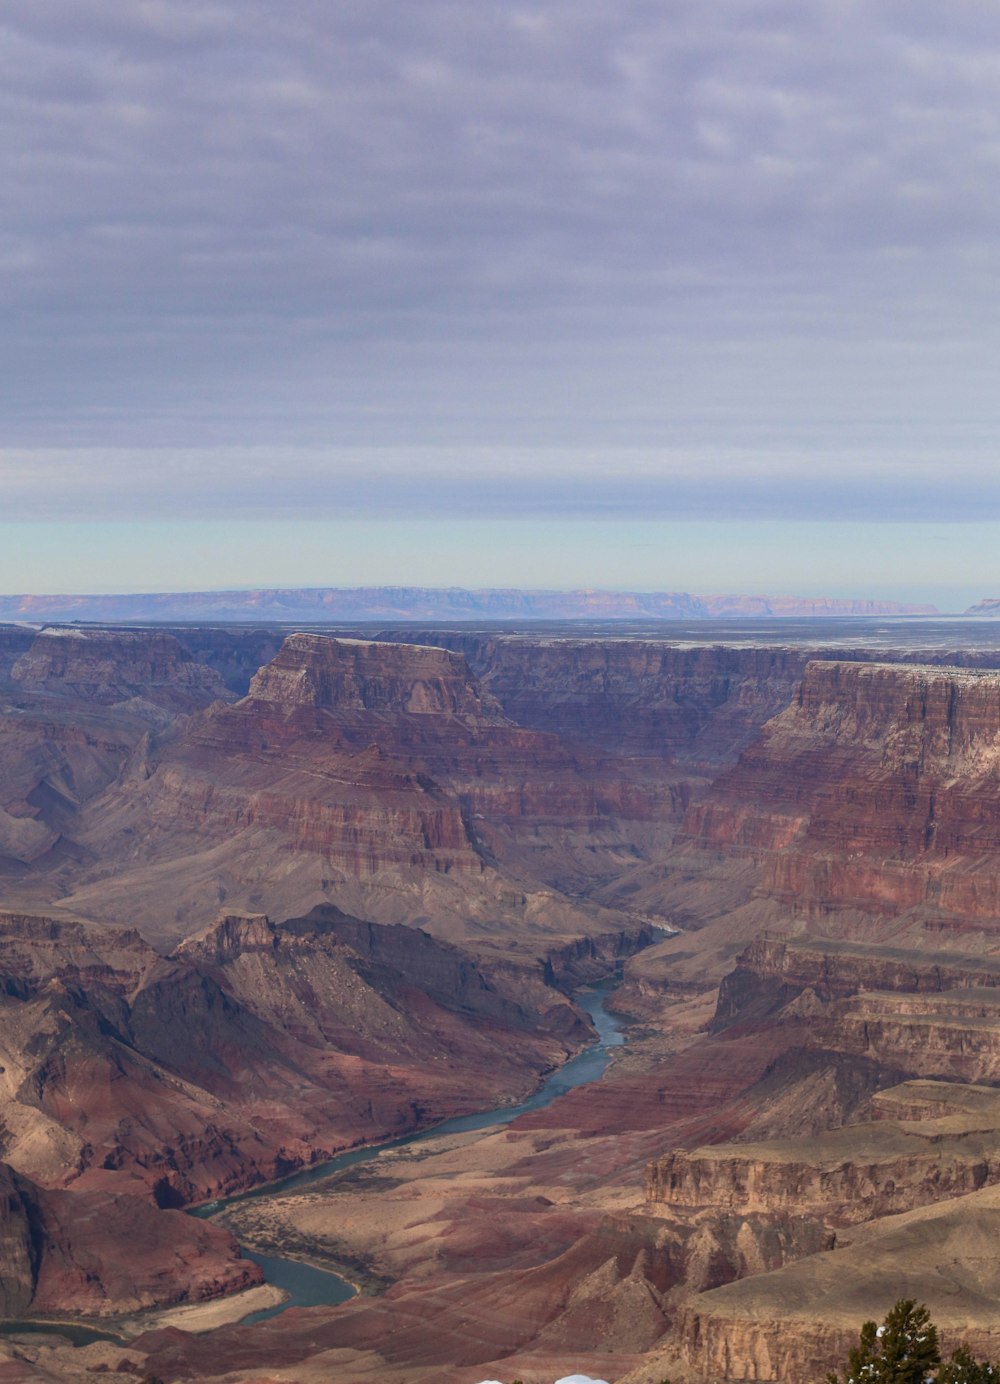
[671,661,1000,943]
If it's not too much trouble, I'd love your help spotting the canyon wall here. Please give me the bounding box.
[50,633,684,946]
[679,661,1000,941]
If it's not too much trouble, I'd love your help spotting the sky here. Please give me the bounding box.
[4,0,1000,607]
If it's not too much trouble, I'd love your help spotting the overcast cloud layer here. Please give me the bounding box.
[4,1,1000,524]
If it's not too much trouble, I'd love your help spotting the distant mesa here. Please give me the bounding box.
[0,586,939,623]
[247,631,506,718]
[965,598,1000,615]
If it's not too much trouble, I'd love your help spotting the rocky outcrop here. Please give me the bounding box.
[647,1183,1000,1384]
[347,637,1000,771]
[646,1116,1000,1225]
[713,934,1000,1031]
[247,633,507,720]
[404,639,813,765]
[0,1155,258,1318]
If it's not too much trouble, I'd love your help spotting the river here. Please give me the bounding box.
[197,977,627,1325]
[0,979,626,1346]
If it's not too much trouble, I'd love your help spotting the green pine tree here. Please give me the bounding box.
[938,1346,1000,1384]
[828,1299,939,1384]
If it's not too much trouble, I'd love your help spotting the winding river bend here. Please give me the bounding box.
[197,978,627,1325]
[0,981,626,1348]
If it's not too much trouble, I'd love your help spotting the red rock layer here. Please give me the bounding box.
[333,635,1000,767]
[59,633,683,941]
[0,1157,257,1318]
[8,627,230,710]
[678,660,1000,937]
[358,636,814,766]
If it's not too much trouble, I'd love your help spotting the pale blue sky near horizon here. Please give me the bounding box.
[5,3,1000,602]
[0,518,992,613]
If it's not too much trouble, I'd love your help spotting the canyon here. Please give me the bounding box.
[3,617,1000,1381]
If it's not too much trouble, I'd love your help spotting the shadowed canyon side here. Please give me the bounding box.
[0,904,596,1323]
[0,626,233,880]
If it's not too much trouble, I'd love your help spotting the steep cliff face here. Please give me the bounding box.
[638,1184,1000,1384]
[631,912,1000,1383]
[357,635,814,766]
[647,1115,1000,1225]
[340,636,1000,769]
[0,1162,38,1315]
[248,632,508,719]
[0,625,36,683]
[713,934,1000,1032]
[0,1155,258,1318]
[8,627,230,710]
[0,629,234,881]
[677,661,1000,939]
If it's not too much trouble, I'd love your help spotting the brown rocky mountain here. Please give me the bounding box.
[0,907,587,1199]
[5,624,1000,1383]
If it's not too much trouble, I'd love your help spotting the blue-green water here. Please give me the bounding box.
[199,980,626,1325]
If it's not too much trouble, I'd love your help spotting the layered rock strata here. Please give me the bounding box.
[661,662,1000,952]
[0,628,232,881]
[8,627,230,710]
[54,633,680,947]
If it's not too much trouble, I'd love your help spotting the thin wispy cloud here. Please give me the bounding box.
[3,446,1000,523]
